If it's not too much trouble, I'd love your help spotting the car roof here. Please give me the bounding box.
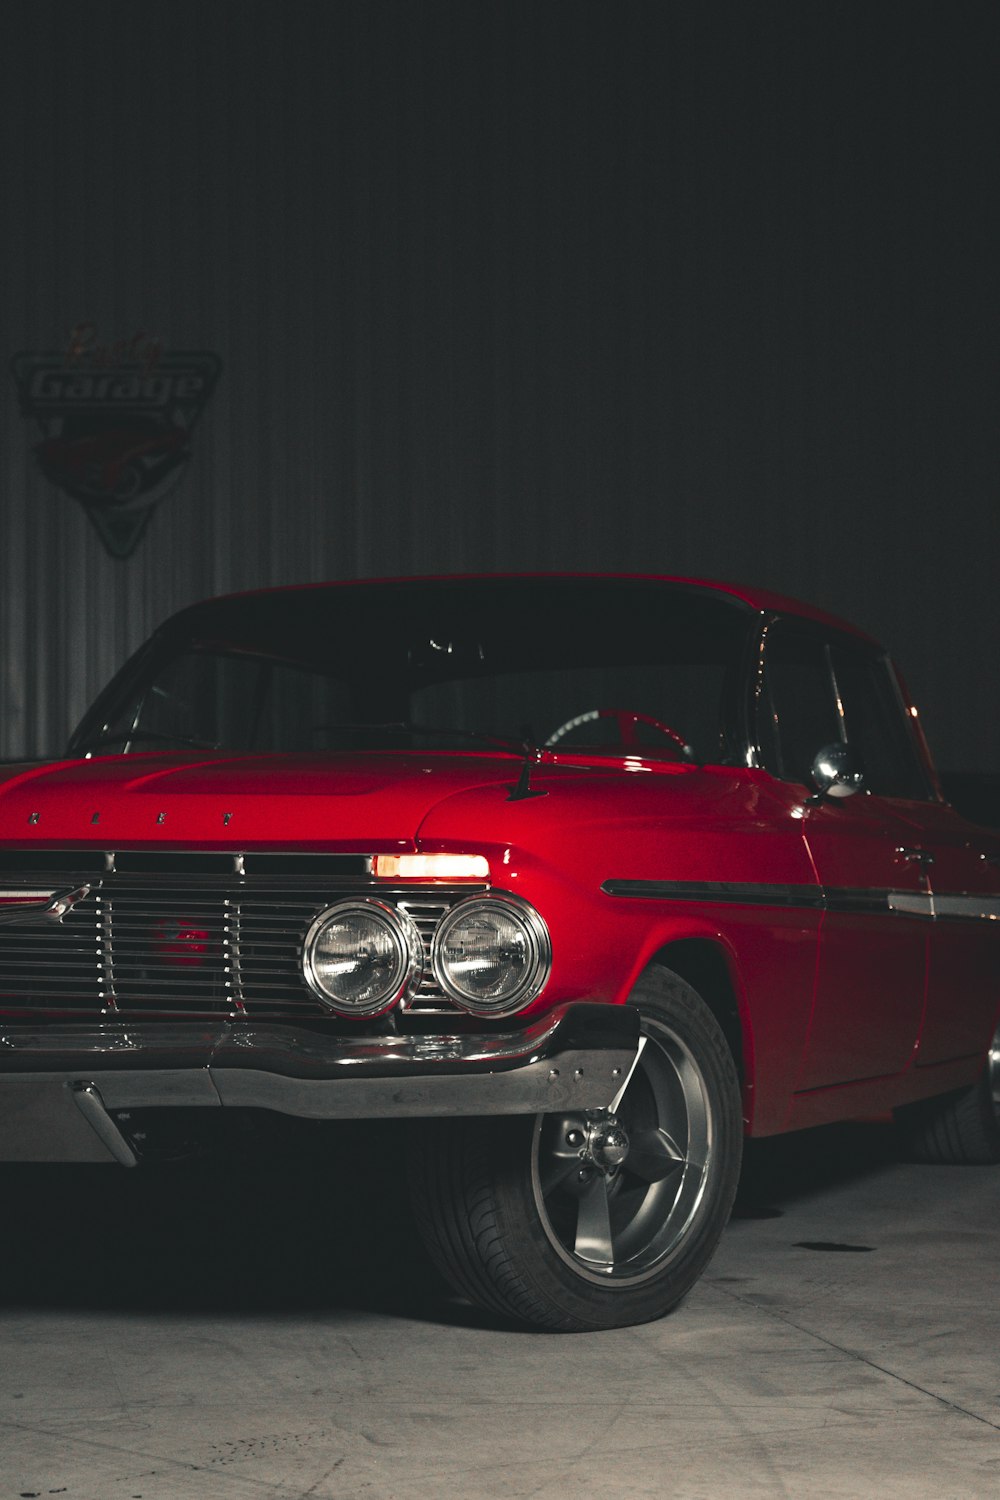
[165,574,880,647]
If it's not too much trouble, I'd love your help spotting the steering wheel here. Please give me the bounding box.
[544,709,694,761]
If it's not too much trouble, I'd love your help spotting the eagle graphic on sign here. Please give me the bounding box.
[11,325,221,559]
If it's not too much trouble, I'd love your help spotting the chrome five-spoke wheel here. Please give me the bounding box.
[531,1018,713,1286]
[408,967,743,1331]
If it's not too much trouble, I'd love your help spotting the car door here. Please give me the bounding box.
[893,798,1000,1067]
[828,644,1000,1071]
[756,618,928,1090]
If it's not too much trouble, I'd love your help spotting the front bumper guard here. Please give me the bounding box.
[0,1003,640,1165]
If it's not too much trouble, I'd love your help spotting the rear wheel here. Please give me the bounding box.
[895,1023,1000,1164]
[407,968,743,1331]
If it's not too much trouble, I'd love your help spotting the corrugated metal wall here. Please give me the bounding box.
[2,2,997,769]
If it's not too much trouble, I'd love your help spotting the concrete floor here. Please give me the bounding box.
[1,1120,998,1500]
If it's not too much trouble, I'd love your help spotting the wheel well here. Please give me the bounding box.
[649,940,745,1082]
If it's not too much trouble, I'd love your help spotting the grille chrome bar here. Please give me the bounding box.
[225,896,247,1016]
[98,895,117,1011]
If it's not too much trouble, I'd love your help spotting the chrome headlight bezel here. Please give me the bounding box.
[302,897,423,1017]
[430,893,552,1017]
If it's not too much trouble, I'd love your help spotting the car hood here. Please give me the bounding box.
[0,749,798,897]
[0,749,549,851]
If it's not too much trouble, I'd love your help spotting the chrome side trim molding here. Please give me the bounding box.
[603,879,1000,923]
[930,894,1000,922]
[602,879,826,909]
[886,892,930,918]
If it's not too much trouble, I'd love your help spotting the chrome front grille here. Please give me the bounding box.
[396,898,456,1011]
[0,871,478,1020]
[0,897,103,1010]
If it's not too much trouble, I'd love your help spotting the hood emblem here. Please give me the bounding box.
[0,885,91,927]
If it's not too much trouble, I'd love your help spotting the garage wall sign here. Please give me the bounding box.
[10,324,221,559]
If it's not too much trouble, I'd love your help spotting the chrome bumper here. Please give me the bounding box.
[0,1003,640,1164]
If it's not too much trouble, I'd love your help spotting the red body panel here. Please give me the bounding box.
[0,751,527,852]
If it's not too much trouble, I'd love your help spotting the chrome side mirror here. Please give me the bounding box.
[809,743,865,801]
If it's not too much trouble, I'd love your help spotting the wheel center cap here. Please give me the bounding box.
[589,1120,630,1172]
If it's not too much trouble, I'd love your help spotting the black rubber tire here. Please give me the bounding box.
[407,968,743,1331]
[895,1028,1000,1164]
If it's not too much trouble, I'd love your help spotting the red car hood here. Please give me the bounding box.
[0,750,534,852]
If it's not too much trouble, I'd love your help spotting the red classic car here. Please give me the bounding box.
[1,576,998,1331]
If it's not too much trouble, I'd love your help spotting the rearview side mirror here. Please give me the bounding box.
[809,743,865,802]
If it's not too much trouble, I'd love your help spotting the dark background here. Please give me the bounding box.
[2,1,997,771]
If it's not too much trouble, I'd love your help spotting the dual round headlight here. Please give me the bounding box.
[302,899,422,1017]
[431,897,551,1014]
[302,894,550,1018]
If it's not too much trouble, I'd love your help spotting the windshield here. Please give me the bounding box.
[71,579,753,764]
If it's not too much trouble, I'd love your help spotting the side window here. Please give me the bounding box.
[757,621,842,785]
[829,646,930,800]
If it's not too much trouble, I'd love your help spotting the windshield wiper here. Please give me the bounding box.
[407,721,533,756]
[74,729,221,753]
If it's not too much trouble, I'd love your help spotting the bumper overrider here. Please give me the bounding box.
[0,1002,640,1165]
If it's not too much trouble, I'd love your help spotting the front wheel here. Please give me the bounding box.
[407,968,743,1331]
